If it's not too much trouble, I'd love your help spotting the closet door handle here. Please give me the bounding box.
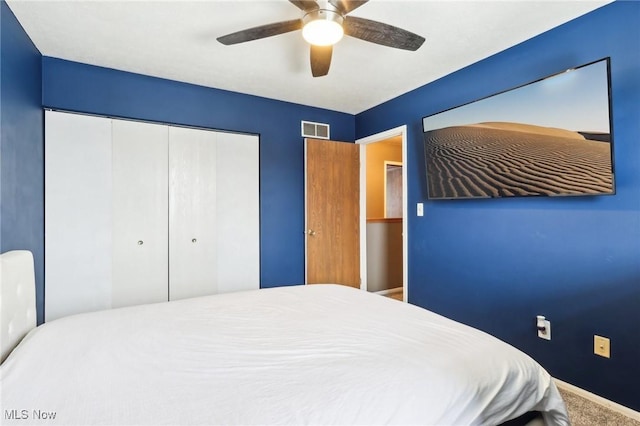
[137,240,144,245]
[192,238,197,243]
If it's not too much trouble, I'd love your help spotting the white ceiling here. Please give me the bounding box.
[7,0,611,114]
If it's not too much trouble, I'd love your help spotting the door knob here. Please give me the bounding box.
[307,229,316,236]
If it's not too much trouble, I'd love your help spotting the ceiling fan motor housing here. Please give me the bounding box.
[303,9,344,26]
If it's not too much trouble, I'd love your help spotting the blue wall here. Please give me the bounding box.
[356,1,639,411]
[3,0,638,411]
[42,57,355,293]
[0,0,44,324]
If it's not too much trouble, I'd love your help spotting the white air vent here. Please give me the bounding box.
[301,121,330,140]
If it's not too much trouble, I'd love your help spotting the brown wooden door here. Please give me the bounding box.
[305,138,360,288]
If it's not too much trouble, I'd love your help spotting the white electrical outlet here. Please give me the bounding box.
[594,335,610,358]
[537,315,551,340]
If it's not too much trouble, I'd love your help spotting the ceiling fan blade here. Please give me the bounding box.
[310,45,332,77]
[289,0,320,12]
[344,16,425,51]
[328,0,368,14]
[217,19,303,45]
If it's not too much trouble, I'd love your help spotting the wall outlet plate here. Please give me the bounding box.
[594,335,611,358]
[538,319,551,340]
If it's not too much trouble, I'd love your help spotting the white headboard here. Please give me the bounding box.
[0,250,37,363]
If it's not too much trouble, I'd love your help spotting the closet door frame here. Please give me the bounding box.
[45,110,261,320]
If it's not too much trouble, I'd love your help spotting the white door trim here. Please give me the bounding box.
[303,138,309,284]
[356,126,408,303]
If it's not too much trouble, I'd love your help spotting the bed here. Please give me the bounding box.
[0,250,569,425]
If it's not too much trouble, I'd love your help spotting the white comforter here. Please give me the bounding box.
[1,284,568,425]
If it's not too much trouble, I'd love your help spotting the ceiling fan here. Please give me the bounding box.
[217,0,425,77]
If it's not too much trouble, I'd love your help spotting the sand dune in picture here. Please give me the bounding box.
[424,122,613,199]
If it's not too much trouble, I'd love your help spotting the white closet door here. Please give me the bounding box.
[216,132,260,292]
[112,120,169,308]
[168,126,218,300]
[45,111,113,321]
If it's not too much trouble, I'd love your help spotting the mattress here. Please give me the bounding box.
[0,284,568,425]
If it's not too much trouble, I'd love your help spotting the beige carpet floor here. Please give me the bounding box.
[559,387,639,426]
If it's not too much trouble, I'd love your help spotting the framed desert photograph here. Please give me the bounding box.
[422,58,615,200]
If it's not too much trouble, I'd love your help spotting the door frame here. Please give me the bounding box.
[356,125,408,302]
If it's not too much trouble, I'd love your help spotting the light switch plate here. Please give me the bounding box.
[417,203,424,216]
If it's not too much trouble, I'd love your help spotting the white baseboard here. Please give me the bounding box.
[375,287,402,296]
[554,378,640,421]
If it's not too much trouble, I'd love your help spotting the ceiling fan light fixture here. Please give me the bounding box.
[302,10,344,46]
[217,0,425,77]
